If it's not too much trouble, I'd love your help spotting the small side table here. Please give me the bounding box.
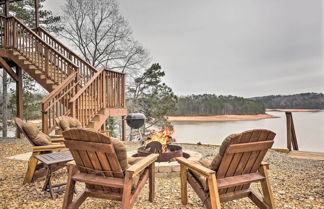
[35,151,73,199]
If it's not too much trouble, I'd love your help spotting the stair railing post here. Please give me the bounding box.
[70,101,76,118]
[103,71,106,108]
[4,17,8,48]
[45,47,49,76]
[42,102,49,133]
[12,19,17,49]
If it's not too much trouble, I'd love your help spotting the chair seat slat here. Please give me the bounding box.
[217,173,265,189]
[72,173,124,188]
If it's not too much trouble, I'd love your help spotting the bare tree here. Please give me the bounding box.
[60,0,150,74]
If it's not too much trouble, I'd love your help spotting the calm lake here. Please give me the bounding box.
[171,111,324,152]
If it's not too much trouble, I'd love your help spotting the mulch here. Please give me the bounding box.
[0,139,323,209]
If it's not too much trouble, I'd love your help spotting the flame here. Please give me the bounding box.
[146,127,174,152]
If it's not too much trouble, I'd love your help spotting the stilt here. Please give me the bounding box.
[285,112,299,151]
[16,66,23,138]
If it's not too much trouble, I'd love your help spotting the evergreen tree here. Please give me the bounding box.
[128,63,177,128]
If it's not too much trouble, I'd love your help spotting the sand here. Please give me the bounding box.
[167,114,278,122]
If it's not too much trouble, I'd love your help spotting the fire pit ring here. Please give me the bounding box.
[136,144,183,162]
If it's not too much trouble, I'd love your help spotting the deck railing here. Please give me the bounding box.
[70,69,125,127]
[41,72,81,134]
[41,72,81,133]
[0,16,126,133]
[0,16,78,84]
[34,27,97,84]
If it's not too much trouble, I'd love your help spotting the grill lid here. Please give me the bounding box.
[126,113,146,129]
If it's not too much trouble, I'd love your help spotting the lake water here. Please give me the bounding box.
[172,111,324,152]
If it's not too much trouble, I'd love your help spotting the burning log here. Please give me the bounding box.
[145,127,174,152]
[136,126,183,162]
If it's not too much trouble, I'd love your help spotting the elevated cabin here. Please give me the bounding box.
[0,0,127,139]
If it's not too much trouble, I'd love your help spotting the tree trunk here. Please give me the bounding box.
[2,71,8,138]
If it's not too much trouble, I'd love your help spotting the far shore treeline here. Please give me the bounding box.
[172,94,265,116]
[170,93,324,116]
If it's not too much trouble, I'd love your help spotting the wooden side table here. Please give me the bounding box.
[35,151,73,199]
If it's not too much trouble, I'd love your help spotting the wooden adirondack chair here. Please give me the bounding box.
[13,117,67,184]
[55,116,110,136]
[177,129,276,209]
[62,129,158,209]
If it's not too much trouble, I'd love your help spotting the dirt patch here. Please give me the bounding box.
[0,139,323,208]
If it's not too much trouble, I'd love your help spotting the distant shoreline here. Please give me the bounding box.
[266,108,323,112]
[167,114,278,122]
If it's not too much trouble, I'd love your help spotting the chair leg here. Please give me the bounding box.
[23,154,39,184]
[121,173,132,209]
[207,174,221,209]
[249,191,269,209]
[259,164,275,209]
[63,164,78,209]
[180,164,188,205]
[149,163,155,202]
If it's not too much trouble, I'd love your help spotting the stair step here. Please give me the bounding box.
[18,56,26,60]
[12,51,20,55]
[35,70,42,74]
[93,114,103,122]
[29,65,36,70]
[46,79,54,84]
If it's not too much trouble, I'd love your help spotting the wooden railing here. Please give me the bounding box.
[41,72,80,134]
[70,69,125,127]
[0,16,126,133]
[0,16,78,84]
[34,27,97,84]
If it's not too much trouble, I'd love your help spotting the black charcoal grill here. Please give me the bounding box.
[126,113,146,141]
[126,113,146,129]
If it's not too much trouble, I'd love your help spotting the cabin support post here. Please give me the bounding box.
[285,112,299,151]
[16,66,23,138]
[34,0,40,28]
[4,0,9,17]
[122,116,126,141]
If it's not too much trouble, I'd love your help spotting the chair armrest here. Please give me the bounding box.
[50,137,64,144]
[32,144,67,152]
[176,157,215,177]
[100,130,110,136]
[260,162,270,169]
[50,134,63,138]
[126,154,159,176]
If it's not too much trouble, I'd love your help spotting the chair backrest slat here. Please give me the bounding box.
[63,129,124,181]
[216,129,276,194]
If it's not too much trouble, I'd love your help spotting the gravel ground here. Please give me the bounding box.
[0,139,323,209]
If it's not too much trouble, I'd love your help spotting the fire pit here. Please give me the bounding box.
[137,143,183,162]
[133,127,188,162]
[130,127,202,177]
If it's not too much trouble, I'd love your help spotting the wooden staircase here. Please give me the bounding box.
[0,15,127,135]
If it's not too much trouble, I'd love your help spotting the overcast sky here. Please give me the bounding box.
[44,0,323,97]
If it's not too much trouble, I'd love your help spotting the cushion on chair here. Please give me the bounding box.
[59,117,82,131]
[22,122,40,139]
[127,156,145,190]
[190,161,209,191]
[22,122,52,146]
[190,134,239,191]
[110,137,128,171]
[34,131,52,145]
[209,134,239,171]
